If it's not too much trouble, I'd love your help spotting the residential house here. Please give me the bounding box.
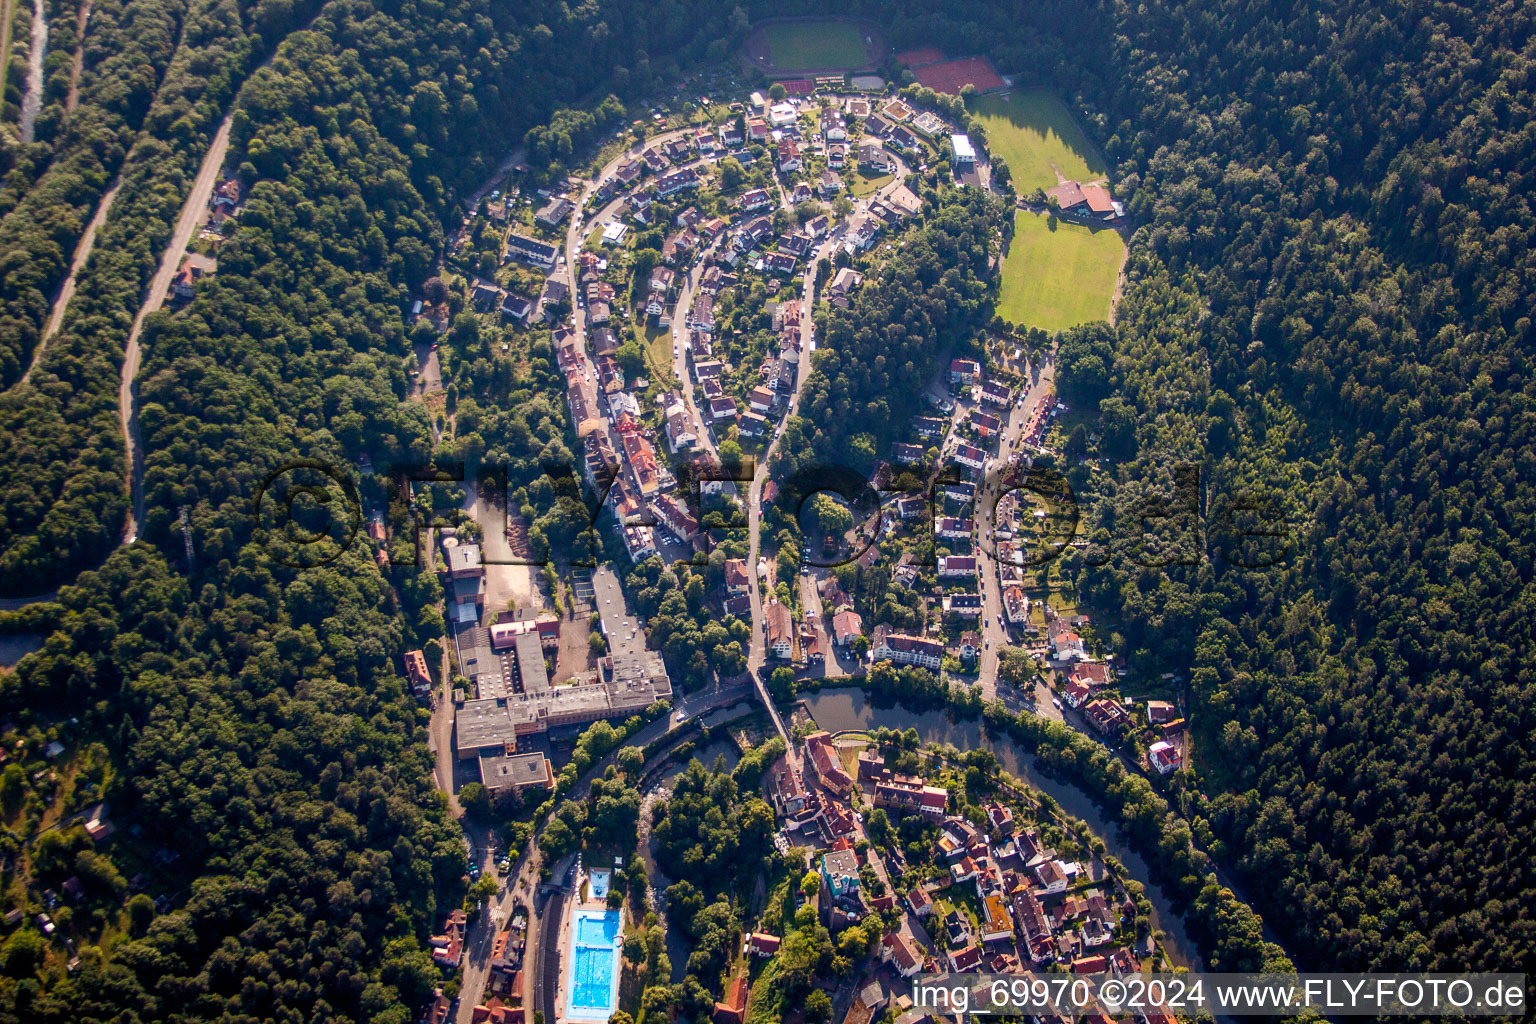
[980,893,1014,943]
[739,187,773,212]
[978,380,1012,407]
[663,228,699,266]
[1050,180,1119,221]
[1068,661,1111,693]
[970,410,1001,438]
[1035,860,1069,895]
[1149,740,1182,774]
[713,977,748,1024]
[882,931,923,978]
[950,358,982,384]
[404,650,432,694]
[951,443,987,472]
[801,624,827,665]
[938,555,976,579]
[708,396,737,423]
[828,267,864,302]
[534,197,573,228]
[651,494,698,543]
[943,593,982,618]
[500,293,533,322]
[768,764,807,815]
[936,516,972,540]
[831,609,863,651]
[654,168,700,198]
[820,849,860,897]
[874,778,949,820]
[689,292,715,333]
[747,932,781,958]
[858,140,892,173]
[1048,619,1089,661]
[762,251,795,276]
[948,944,982,972]
[777,138,803,173]
[1084,698,1130,736]
[763,600,794,659]
[804,731,853,795]
[507,234,558,268]
[171,253,216,300]
[914,415,946,439]
[724,558,750,596]
[738,411,768,436]
[870,624,943,670]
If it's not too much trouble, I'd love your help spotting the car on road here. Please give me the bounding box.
[1052,697,1063,710]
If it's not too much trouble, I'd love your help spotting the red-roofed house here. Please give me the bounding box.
[747,932,781,957]
[804,731,853,795]
[713,976,748,1024]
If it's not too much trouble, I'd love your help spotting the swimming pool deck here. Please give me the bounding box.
[560,902,623,1023]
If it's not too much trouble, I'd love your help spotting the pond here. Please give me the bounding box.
[799,685,1204,971]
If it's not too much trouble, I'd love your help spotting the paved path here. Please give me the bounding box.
[20,178,121,387]
[64,0,91,111]
[18,0,45,142]
[118,109,234,542]
[742,153,911,740]
[973,353,1058,709]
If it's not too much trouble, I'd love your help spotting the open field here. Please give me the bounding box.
[973,89,1107,193]
[998,211,1124,331]
[764,21,867,69]
[849,168,893,197]
[914,55,1005,94]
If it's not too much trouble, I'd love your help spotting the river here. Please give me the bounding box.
[0,634,43,668]
[798,685,1205,971]
[638,732,744,983]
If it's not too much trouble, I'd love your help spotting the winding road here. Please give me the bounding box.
[117,112,234,543]
[740,153,912,741]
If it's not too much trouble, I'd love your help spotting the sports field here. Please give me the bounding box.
[972,90,1107,193]
[998,211,1124,332]
[764,21,868,70]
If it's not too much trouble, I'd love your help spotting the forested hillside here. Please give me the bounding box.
[0,0,747,1020]
[780,186,1000,470]
[0,0,1531,1015]
[861,0,1536,975]
[0,0,305,592]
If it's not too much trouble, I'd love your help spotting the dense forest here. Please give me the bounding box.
[0,0,757,1020]
[845,0,1536,977]
[780,186,1000,473]
[0,0,303,592]
[0,0,1532,1016]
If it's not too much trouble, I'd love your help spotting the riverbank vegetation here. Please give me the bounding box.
[0,0,764,1018]
[795,672,1290,973]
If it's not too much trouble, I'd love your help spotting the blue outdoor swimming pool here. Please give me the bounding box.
[566,909,622,1021]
